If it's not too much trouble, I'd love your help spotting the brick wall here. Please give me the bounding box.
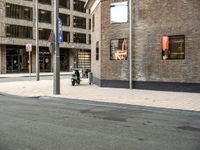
[132,0,200,83]
[101,0,129,81]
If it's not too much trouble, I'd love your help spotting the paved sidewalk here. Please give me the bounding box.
[0,74,200,111]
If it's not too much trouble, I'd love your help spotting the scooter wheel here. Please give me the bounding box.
[72,81,75,86]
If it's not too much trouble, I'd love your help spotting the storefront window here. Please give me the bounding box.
[110,1,128,24]
[110,38,128,60]
[162,35,185,60]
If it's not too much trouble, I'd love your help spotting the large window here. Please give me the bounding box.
[78,50,91,70]
[110,38,128,60]
[6,24,33,39]
[39,9,51,23]
[162,35,185,60]
[73,33,86,43]
[39,0,51,5]
[6,3,33,21]
[39,28,51,40]
[73,16,86,29]
[59,0,70,9]
[73,0,86,13]
[63,31,70,42]
[59,13,70,26]
[110,1,128,24]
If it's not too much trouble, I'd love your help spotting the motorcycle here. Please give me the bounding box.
[71,69,80,86]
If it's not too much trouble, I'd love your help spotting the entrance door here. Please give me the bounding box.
[40,56,51,72]
[6,55,20,73]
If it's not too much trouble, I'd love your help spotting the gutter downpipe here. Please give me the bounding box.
[129,0,132,89]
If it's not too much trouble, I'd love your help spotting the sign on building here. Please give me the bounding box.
[26,44,32,52]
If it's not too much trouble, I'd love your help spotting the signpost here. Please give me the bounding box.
[26,44,32,78]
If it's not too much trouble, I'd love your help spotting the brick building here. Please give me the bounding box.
[85,0,200,92]
[0,0,91,74]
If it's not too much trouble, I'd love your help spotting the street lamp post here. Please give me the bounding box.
[53,0,60,94]
[35,0,39,81]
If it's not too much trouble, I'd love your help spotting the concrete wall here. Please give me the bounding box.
[132,0,200,83]
[0,45,6,74]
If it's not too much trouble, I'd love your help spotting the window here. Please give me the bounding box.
[73,16,86,29]
[78,50,91,70]
[92,15,95,32]
[89,34,91,44]
[59,13,70,26]
[59,0,70,9]
[162,35,185,60]
[110,1,128,24]
[110,38,128,60]
[39,9,51,23]
[39,0,51,5]
[96,41,99,60]
[63,31,70,42]
[6,3,33,21]
[39,28,51,40]
[73,0,86,13]
[6,24,33,39]
[89,19,91,30]
[73,33,86,43]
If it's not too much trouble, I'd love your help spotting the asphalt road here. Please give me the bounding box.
[0,94,200,150]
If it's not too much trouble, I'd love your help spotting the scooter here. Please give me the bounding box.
[71,69,80,86]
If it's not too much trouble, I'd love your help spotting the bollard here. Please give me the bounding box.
[88,72,93,85]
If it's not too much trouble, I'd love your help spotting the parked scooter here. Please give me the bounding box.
[71,69,80,86]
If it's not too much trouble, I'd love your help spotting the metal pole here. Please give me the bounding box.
[35,0,39,81]
[53,0,60,94]
[129,0,132,89]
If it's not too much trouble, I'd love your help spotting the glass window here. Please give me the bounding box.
[59,13,70,26]
[78,50,91,70]
[63,31,70,42]
[89,19,91,30]
[59,0,70,9]
[6,3,33,21]
[39,28,51,40]
[73,0,86,13]
[39,9,51,23]
[73,33,86,43]
[73,16,86,29]
[92,15,95,32]
[110,1,128,24]
[6,24,33,39]
[89,34,91,44]
[96,41,99,60]
[39,0,51,5]
[110,38,128,60]
[162,35,185,60]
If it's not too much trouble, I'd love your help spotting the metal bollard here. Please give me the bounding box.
[88,72,93,85]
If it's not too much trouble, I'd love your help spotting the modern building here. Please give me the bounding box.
[0,0,91,74]
[85,0,200,92]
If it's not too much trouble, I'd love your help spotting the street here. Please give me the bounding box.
[0,94,200,150]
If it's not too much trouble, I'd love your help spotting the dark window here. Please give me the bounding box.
[39,0,51,5]
[73,0,86,13]
[59,0,70,9]
[96,41,99,60]
[92,15,95,32]
[89,34,91,44]
[89,19,91,30]
[73,33,86,43]
[63,31,70,42]
[73,16,86,29]
[110,38,128,60]
[6,3,33,21]
[110,1,128,24]
[39,9,51,23]
[39,28,51,40]
[6,24,33,39]
[162,35,185,60]
[59,13,70,26]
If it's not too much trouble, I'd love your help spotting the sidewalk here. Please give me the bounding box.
[0,73,200,112]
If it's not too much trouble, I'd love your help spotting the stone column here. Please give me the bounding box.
[0,45,6,74]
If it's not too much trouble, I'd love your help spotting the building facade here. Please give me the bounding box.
[0,0,91,74]
[85,0,200,92]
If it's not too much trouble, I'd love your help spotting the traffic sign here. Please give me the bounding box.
[26,44,32,52]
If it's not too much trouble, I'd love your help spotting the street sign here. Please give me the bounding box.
[26,44,32,52]
[57,18,63,44]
